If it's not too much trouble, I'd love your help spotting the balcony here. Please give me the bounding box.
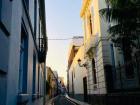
[38,37,47,63]
[84,34,99,57]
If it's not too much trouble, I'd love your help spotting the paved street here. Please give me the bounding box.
[52,95,76,105]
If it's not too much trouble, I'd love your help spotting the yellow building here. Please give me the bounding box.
[67,1,116,103]
[79,0,140,105]
[67,36,88,101]
[79,0,114,104]
[47,67,58,98]
[58,77,64,86]
[80,0,111,92]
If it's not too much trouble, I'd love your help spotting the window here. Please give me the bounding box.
[72,72,74,93]
[92,59,97,84]
[110,44,115,66]
[32,52,36,94]
[88,14,93,35]
[125,62,134,79]
[122,40,134,79]
[18,25,28,93]
[73,69,75,78]
[37,66,40,94]
[110,44,116,78]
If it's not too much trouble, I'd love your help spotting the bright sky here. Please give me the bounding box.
[45,0,83,84]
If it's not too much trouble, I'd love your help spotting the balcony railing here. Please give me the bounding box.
[105,56,140,92]
[85,34,99,54]
[38,37,47,63]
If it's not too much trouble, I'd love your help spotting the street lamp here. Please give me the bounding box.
[77,59,87,68]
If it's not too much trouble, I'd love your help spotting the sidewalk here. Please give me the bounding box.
[65,95,90,105]
[45,96,58,105]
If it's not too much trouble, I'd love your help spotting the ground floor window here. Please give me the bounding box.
[18,25,28,93]
[32,52,36,94]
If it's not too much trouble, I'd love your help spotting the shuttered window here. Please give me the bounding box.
[18,25,29,93]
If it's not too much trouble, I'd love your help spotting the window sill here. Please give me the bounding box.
[32,94,38,100]
[17,94,30,104]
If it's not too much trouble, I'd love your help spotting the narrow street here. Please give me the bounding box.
[0,0,139,105]
[52,95,77,105]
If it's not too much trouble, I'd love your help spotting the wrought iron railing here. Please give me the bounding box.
[105,56,140,93]
[38,37,47,63]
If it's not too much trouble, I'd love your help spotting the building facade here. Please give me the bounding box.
[0,0,47,105]
[67,36,88,101]
[80,0,140,104]
[67,0,140,105]
[47,67,58,98]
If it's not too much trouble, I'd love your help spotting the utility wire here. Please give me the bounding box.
[47,33,82,40]
[48,38,73,40]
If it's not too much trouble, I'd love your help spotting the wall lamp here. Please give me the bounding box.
[77,59,87,68]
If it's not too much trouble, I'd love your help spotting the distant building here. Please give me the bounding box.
[53,71,58,79]
[80,0,111,97]
[67,36,88,101]
[0,0,47,105]
[47,67,58,98]
[58,76,67,94]
[79,0,140,105]
[58,77,65,86]
[67,0,140,105]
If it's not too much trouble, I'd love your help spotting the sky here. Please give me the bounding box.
[45,0,83,84]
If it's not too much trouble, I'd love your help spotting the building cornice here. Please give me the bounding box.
[80,0,91,18]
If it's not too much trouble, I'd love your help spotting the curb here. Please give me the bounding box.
[65,97,79,105]
[45,96,59,105]
[64,95,90,105]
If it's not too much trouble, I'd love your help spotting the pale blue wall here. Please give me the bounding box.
[6,0,22,104]
[0,0,46,105]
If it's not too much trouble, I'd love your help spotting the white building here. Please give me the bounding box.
[80,0,111,95]
[0,0,47,105]
[80,0,140,105]
[67,36,89,101]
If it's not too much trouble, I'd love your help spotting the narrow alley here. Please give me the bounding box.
[52,96,76,105]
[0,0,140,105]
[46,95,90,105]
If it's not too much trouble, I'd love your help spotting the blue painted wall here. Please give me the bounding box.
[0,0,46,105]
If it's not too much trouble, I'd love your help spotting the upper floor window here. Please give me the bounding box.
[125,61,134,79]
[32,52,36,94]
[18,25,28,93]
[122,41,134,79]
[88,14,93,35]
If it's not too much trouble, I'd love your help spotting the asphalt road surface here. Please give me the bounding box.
[52,95,76,105]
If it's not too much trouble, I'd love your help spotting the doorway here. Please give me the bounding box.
[83,77,88,102]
